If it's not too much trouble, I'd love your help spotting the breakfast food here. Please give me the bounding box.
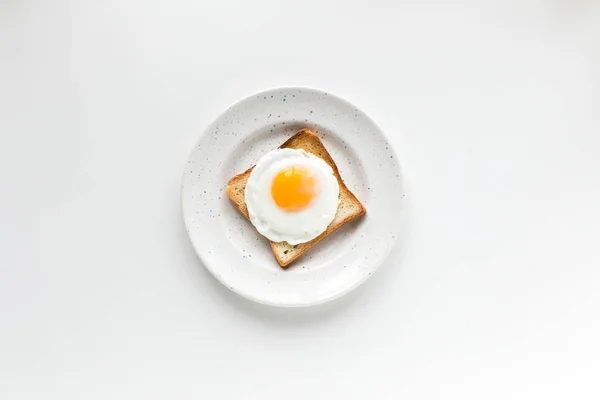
[226,128,366,268]
[245,148,340,244]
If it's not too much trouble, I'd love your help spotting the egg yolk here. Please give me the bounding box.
[271,166,317,212]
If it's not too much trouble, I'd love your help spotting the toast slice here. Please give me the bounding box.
[226,128,366,268]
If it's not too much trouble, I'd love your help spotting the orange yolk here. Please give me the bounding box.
[271,166,317,212]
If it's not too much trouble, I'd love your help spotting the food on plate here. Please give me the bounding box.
[244,148,340,245]
[226,128,366,268]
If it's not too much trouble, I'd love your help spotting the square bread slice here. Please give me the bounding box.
[226,128,366,268]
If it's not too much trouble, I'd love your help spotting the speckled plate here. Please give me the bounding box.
[181,87,403,307]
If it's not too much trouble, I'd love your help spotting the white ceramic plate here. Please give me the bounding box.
[181,87,403,307]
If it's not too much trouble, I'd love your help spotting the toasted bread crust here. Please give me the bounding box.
[226,129,366,267]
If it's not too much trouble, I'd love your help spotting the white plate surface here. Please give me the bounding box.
[182,87,403,306]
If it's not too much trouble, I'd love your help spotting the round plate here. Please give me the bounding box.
[181,87,403,307]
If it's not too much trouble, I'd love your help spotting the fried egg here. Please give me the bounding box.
[245,148,340,244]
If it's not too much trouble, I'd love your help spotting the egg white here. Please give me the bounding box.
[245,148,340,245]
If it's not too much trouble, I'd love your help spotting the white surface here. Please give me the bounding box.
[181,87,402,306]
[1,0,599,398]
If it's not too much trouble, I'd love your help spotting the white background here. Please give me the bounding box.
[1,0,600,399]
